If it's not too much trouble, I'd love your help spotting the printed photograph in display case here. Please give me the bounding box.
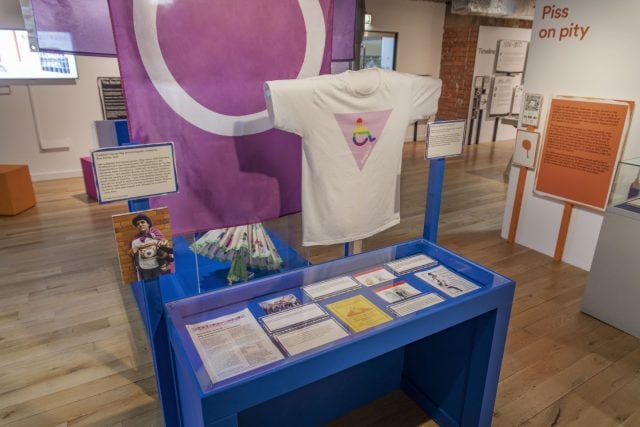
[259,294,302,315]
[113,207,174,284]
[513,129,540,169]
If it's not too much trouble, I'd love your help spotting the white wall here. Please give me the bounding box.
[468,26,531,143]
[501,0,640,270]
[0,0,23,29]
[365,0,445,141]
[365,0,445,77]
[0,56,120,180]
[0,1,121,181]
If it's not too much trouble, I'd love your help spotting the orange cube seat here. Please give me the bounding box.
[0,165,36,215]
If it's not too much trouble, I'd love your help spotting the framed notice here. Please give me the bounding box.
[495,39,528,73]
[92,143,178,203]
[513,129,540,169]
[489,76,520,117]
[425,120,466,159]
[511,85,524,116]
[534,97,632,211]
[97,77,127,120]
[521,93,544,128]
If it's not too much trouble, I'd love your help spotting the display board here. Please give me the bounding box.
[495,39,528,73]
[174,249,488,389]
[534,97,632,210]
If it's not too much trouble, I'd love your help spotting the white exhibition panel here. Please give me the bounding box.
[467,26,531,144]
[501,0,640,270]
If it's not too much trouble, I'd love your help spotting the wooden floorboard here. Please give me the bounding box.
[0,139,638,426]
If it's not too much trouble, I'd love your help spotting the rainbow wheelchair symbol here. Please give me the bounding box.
[352,118,377,146]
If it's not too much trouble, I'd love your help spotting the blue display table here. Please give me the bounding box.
[165,238,515,427]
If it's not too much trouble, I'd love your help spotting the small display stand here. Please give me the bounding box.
[120,151,515,426]
[582,157,640,338]
[165,239,514,427]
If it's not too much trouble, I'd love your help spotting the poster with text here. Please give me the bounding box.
[534,97,632,210]
[513,129,540,169]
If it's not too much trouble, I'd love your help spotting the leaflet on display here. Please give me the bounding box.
[273,318,349,356]
[186,308,284,384]
[415,266,480,297]
[302,276,361,300]
[260,303,328,333]
[389,293,445,316]
[385,254,438,275]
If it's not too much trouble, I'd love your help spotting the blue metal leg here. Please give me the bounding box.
[128,197,181,425]
[137,279,181,426]
[423,158,445,242]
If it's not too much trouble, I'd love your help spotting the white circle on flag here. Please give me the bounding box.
[133,1,326,136]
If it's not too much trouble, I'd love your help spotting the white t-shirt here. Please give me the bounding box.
[132,237,161,269]
[265,68,442,246]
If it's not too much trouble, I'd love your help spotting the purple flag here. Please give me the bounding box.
[109,0,333,235]
[332,0,356,61]
[29,0,116,56]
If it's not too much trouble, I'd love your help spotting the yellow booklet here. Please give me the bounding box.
[327,295,392,332]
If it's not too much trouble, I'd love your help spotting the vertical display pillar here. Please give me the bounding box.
[423,158,445,242]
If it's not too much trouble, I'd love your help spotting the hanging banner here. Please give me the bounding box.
[332,0,357,61]
[109,0,333,235]
[27,0,116,56]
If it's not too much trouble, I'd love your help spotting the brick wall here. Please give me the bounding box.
[437,10,533,120]
[438,26,479,120]
[112,208,173,284]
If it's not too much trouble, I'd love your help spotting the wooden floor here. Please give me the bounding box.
[1,140,639,426]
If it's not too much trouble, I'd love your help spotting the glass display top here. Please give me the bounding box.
[164,239,514,395]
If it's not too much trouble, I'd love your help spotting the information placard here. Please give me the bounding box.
[521,93,544,128]
[495,39,528,73]
[93,143,178,203]
[97,77,127,120]
[534,98,632,210]
[489,76,520,117]
[425,120,466,159]
[513,129,540,169]
[511,85,524,116]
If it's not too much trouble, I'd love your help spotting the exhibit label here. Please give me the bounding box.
[495,39,528,74]
[534,98,631,210]
[425,120,466,159]
[92,143,178,203]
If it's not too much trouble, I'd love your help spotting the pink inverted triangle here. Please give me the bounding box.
[334,109,392,170]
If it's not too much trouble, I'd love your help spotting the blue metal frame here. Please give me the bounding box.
[165,239,514,427]
[424,158,445,242]
[113,109,508,426]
